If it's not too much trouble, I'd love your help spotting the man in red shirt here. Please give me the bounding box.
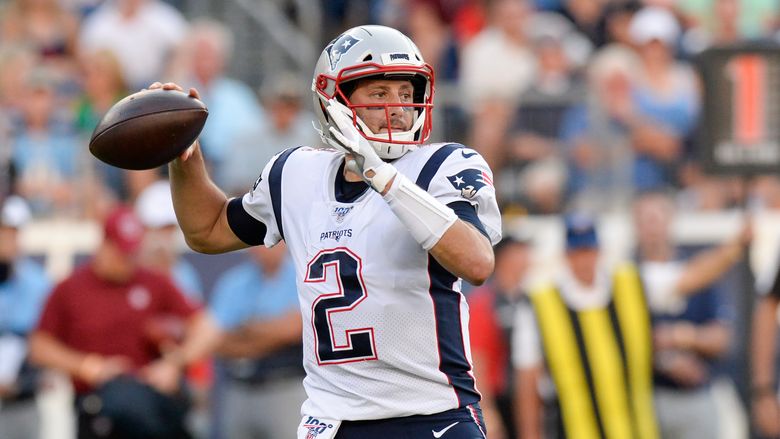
[30,206,203,439]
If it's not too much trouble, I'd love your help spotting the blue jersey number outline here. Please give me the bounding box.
[306,248,377,365]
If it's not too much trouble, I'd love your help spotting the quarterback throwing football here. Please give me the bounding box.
[153,25,501,438]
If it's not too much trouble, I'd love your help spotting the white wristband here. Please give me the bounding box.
[364,161,397,193]
[383,173,457,250]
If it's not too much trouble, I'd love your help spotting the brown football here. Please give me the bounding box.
[89,89,208,170]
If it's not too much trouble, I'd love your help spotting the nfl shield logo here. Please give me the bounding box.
[332,206,353,223]
[302,416,334,438]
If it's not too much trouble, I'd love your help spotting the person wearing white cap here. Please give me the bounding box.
[0,195,52,439]
[625,6,700,193]
[135,181,208,436]
[135,180,203,303]
[628,6,681,48]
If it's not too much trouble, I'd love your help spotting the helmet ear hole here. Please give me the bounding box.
[362,54,373,62]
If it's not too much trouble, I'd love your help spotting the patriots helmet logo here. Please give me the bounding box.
[326,34,361,70]
[448,169,493,199]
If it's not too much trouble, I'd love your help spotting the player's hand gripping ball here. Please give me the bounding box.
[89,87,208,170]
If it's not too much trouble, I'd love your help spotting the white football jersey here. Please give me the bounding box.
[230,143,501,420]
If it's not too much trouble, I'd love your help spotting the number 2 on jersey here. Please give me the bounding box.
[306,248,378,365]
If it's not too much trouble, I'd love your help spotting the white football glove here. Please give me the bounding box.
[325,100,456,250]
[325,99,397,193]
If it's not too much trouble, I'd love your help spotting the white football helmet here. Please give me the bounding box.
[312,25,435,160]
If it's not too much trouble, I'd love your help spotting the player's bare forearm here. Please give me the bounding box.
[430,220,494,285]
[752,297,780,392]
[168,143,247,253]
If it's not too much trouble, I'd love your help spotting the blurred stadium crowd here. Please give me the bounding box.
[2,0,780,438]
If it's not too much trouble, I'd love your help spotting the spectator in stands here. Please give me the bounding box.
[680,0,742,55]
[558,45,638,211]
[57,235,304,438]
[678,0,777,47]
[627,6,699,192]
[79,0,188,90]
[500,12,589,213]
[319,0,377,46]
[168,19,266,185]
[404,0,467,149]
[90,241,305,438]
[450,0,487,46]
[469,235,532,439]
[461,0,537,169]
[10,67,80,217]
[513,214,660,438]
[676,165,741,212]
[73,49,154,213]
[0,44,37,115]
[0,119,14,198]
[751,176,780,211]
[0,0,80,80]
[597,1,641,47]
[751,248,780,438]
[559,0,607,46]
[0,55,12,199]
[136,180,203,302]
[524,12,590,97]
[74,50,127,139]
[0,196,51,439]
[0,157,12,199]
[135,179,211,436]
[405,0,460,82]
[220,73,317,195]
[635,191,749,439]
[209,243,304,439]
[29,206,203,439]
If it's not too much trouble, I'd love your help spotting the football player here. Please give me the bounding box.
[150,25,501,439]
